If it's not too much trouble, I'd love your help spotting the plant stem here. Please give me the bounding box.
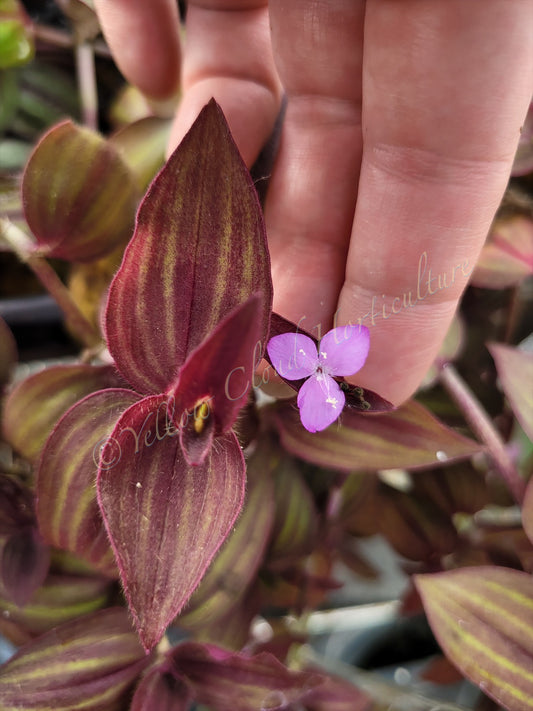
[1,219,99,348]
[439,363,525,503]
[75,42,98,131]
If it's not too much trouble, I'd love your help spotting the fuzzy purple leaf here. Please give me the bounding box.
[167,293,265,464]
[105,99,272,395]
[97,395,246,650]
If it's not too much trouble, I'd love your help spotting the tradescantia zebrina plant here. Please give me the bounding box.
[37,100,272,652]
[1,31,533,706]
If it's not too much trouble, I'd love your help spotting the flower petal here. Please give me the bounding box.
[297,374,345,433]
[319,325,370,376]
[267,333,318,380]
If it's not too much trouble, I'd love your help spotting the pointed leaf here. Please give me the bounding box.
[105,99,272,395]
[0,573,112,643]
[170,643,322,711]
[168,294,265,441]
[415,567,533,711]
[489,342,533,442]
[3,363,124,463]
[178,465,274,630]
[22,120,138,262]
[272,399,482,472]
[0,607,150,711]
[97,395,246,650]
[37,388,141,576]
[130,665,194,711]
[1,528,50,605]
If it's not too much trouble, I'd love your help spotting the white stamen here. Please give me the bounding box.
[325,396,338,408]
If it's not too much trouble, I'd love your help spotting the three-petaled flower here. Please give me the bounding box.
[267,325,370,432]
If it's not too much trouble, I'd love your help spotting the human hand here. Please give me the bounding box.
[93,0,533,405]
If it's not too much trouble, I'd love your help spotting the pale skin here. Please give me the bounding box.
[94,0,533,405]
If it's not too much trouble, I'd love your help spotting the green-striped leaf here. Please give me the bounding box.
[489,342,533,442]
[22,120,138,262]
[0,573,112,644]
[178,463,274,630]
[3,363,123,463]
[0,607,150,711]
[415,566,533,711]
[36,388,141,576]
[97,396,246,650]
[105,99,272,395]
[272,399,482,471]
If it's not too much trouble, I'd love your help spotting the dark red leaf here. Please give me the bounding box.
[167,294,265,465]
[105,99,272,395]
[97,395,246,650]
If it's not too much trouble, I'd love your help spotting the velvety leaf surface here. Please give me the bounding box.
[0,316,16,386]
[22,120,138,261]
[0,607,150,711]
[178,464,274,630]
[168,294,265,441]
[130,665,194,711]
[106,99,272,395]
[416,567,533,711]
[489,342,533,442]
[37,388,140,576]
[0,573,112,644]
[170,643,322,711]
[97,395,246,650]
[1,528,50,605]
[272,399,482,472]
[3,363,123,462]
[471,215,533,288]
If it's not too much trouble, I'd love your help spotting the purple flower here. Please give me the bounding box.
[267,325,370,433]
